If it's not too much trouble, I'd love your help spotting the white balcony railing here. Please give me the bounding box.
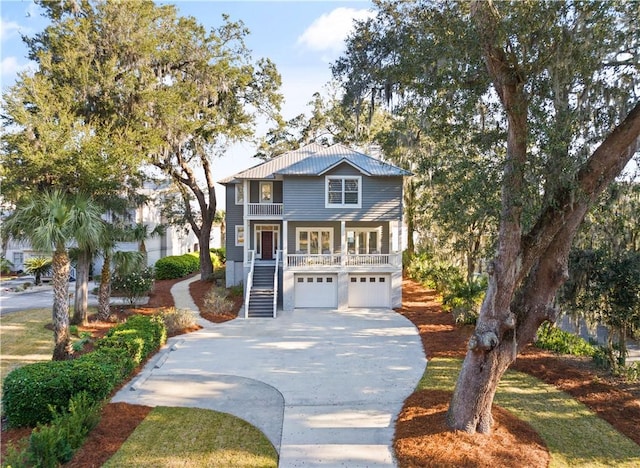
[286,253,401,268]
[247,203,283,217]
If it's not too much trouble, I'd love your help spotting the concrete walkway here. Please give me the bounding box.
[112,275,426,467]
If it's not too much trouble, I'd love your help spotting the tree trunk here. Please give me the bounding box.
[97,253,112,321]
[405,179,416,258]
[448,1,640,435]
[51,248,73,361]
[199,222,213,280]
[72,248,90,325]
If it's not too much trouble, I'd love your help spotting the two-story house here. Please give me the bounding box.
[221,142,411,317]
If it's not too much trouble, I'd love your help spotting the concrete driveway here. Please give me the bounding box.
[112,307,426,467]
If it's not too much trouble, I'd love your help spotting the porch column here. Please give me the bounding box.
[341,221,347,267]
[282,220,288,269]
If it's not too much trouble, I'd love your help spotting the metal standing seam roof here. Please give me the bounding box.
[276,143,412,177]
[218,142,411,184]
[218,142,325,184]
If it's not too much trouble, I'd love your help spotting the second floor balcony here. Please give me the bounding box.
[247,203,283,218]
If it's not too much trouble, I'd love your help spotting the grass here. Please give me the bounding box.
[0,308,53,384]
[103,406,278,467]
[420,358,640,467]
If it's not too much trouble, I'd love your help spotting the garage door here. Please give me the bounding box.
[294,274,338,308]
[348,275,390,308]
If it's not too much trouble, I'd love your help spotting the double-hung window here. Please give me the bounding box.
[326,176,361,208]
[235,184,244,205]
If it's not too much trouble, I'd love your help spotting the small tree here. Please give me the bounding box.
[4,191,103,360]
[24,256,52,286]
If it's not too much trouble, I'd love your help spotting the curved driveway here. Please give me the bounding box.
[112,283,426,467]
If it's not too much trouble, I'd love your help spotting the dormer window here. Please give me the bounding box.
[326,176,361,208]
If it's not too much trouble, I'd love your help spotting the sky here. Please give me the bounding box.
[0,0,375,206]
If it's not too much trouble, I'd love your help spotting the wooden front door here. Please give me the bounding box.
[261,231,273,260]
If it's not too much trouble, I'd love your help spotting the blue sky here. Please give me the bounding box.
[0,0,375,205]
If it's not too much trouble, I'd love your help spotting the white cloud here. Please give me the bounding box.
[297,7,375,57]
[1,56,35,78]
[1,18,23,42]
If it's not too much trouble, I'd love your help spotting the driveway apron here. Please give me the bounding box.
[112,293,426,467]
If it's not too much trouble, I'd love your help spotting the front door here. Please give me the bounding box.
[262,231,273,260]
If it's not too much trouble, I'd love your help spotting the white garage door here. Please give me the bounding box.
[348,275,391,308]
[294,274,338,308]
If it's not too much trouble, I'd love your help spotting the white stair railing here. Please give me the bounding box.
[244,250,256,319]
[272,250,280,318]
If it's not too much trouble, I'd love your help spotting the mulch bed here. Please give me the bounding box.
[2,275,638,466]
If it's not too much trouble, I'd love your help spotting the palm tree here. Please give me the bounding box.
[4,191,103,360]
[23,256,52,286]
[130,222,165,264]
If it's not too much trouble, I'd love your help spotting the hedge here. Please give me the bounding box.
[2,315,167,428]
[154,254,200,280]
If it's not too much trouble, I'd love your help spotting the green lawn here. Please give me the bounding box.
[422,358,640,467]
[0,308,53,383]
[104,406,278,467]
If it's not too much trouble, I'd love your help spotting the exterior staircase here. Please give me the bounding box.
[247,264,275,318]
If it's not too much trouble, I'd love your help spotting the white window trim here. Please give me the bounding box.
[295,227,334,254]
[235,184,244,205]
[254,224,280,258]
[325,176,362,208]
[347,227,383,254]
[235,225,244,246]
[259,181,273,204]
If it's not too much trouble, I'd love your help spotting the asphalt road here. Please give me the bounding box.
[0,277,98,315]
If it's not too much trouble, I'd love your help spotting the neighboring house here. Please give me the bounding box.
[2,182,222,275]
[221,142,411,317]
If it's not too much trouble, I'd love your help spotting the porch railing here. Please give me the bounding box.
[287,254,341,267]
[272,250,280,318]
[243,250,256,319]
[286,252,401,268]
[346,253,401,266]
[247,203,283,217]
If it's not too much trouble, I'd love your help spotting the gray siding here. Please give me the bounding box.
[283,164,402,221]
[225,184,244,262]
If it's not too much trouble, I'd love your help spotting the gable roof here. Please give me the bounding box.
[219,142,411,184]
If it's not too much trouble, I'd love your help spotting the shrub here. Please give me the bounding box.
[111,267,154,305]
[2,316,164,428]
[534,323,597,357]
[210,247,226,263]
[98,315,167,363]
[228,283,244,298]
[159,307,197,334]
[1,355,120,428]
[406,254,464,297]
[3,392,102,468]
[443,276,487,325]
[203,286,234,315]
[154,254,200,280]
